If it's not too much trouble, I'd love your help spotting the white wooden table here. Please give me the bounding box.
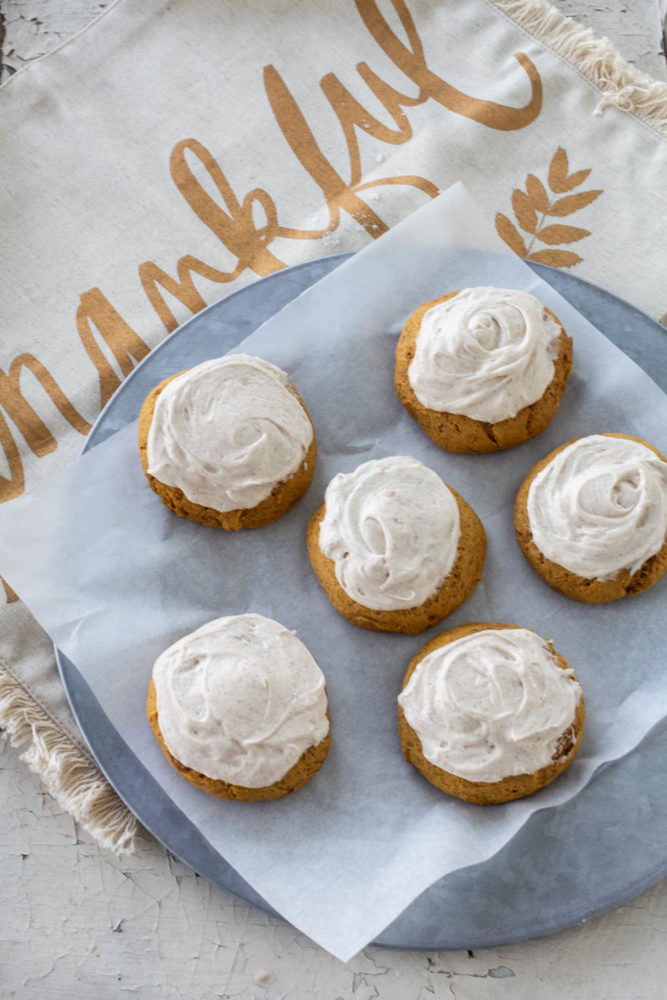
[2,3,667,997]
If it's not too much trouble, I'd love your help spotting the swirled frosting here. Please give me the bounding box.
[146,355,313,511]
[408,287,562,423]
[152,614,329,787]
[527,435,667,581]
[398,628,582,782]
[318,456,461,611]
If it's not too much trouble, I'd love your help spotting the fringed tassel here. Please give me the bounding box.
[491,0,667,137]
[0,665,138,854]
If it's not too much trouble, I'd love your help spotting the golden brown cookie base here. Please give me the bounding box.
[147,680,331,801]
[394,292,573,453]
[138,371,317,530]
[307,486,486,634]
[398,622,585,804]
[514,433,667,604]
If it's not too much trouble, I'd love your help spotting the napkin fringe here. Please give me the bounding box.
[491,0,667,138]
[0,664,138,854]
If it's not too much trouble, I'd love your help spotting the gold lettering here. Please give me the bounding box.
[264,66,392,238]
[90,0,543,361]
[10,354,91,441]
[77,288,151,407]
[0,410,24,504]
[2,577,18,603]
[271,56,432,242]
[140,139,300,332]
[139,257,237,334]
[0,365,55,458]
[170,139,286,278]
[356,175,439,199]
[319,70,414,182]
[0,354,91,503]
[355,0,542,130]
[264,0,541,240]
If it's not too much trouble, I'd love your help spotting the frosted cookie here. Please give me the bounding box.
[395,287,572,453]
[398,622,585,804]
[515,433,667,603]
[138,354,316,530]
[147,614,331,800]
[307,456,486,633]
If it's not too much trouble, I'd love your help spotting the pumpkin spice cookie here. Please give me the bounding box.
[147,614,331,801]
[307,455,486,634]
[138,354,316,530]
[515,432,667,603]
[397,622,585,804]
[395,287,572,453]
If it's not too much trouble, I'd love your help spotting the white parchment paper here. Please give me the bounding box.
[2,185,667,961]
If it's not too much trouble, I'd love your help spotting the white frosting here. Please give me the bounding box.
[408,287,562,423]
[146,354,313,511]
[318,456,461,611]
[527,435,667,581]
[398,628,582,782]
[152,614,329,788]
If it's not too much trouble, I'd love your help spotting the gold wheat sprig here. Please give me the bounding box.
[496,147,602,268]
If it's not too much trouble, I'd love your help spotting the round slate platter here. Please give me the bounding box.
[56,255,667,951]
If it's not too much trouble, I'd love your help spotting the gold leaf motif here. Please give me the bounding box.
[535,224,590,245]
[547,147,592,194]
[511,189,537,233]
[547,147,569,193]
[547,190,602,216]
[563,168,591,191]
[495,213,528,256]
[528,249,583,268]
[498,145,602,271]
[525,174,549,213]
[557,168,591,192]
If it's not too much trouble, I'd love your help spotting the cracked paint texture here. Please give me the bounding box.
[3,724,667,1000]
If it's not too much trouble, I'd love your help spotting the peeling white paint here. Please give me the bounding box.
[4,719,667,997]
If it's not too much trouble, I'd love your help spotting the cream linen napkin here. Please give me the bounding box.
[0,0,665,851]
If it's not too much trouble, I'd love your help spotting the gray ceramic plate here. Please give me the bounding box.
[56,255,667,951]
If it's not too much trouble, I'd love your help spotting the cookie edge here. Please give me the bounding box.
[394,291,573,453]
[138,370,317,530]
[397,621,586,804]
